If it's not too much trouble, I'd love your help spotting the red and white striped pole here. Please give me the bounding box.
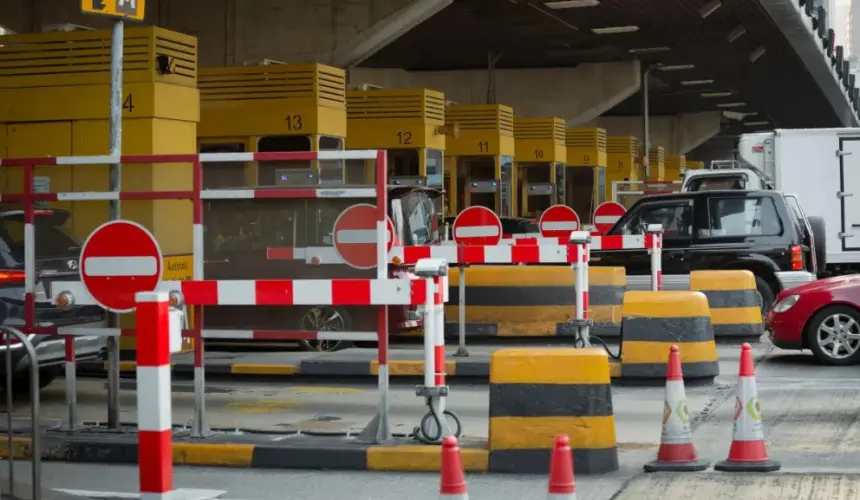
[433,276,446,412]
[647,224,663,291]
[136,291,173,500]
[570,231,591,346]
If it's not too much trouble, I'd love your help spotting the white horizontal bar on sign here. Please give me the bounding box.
[200,189,256,200]
[336,229,377,244]
[454,225,500,239]
[542,221,578,231]
[57,192,120,201]
[199,152,254,163]
[316,188,376,198]
[56,155,120,165]
[317,150,379,160]
[83,256,159,277]
[594,215,621,225]
[56,327,122,337]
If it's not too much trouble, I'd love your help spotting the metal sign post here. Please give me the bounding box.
[81,0,146,429]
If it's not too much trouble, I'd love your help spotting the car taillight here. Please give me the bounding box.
[0,270,26,284]
[791,245,803,270]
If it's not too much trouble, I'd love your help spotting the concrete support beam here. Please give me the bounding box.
[350,60,641,123]
[0,0,439,67]
[590,111,723,155]
[331,0,452,68]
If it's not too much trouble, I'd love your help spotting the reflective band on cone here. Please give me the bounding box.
[440,436,469,499]
[714,343,781,473]
[547,435,576,500]
[644,345,709,472]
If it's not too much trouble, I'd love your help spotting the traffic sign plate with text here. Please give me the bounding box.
[82,0,146,21]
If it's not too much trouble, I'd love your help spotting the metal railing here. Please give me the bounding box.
[2,327,41,500]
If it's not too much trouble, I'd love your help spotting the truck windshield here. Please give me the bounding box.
[398,191,441,246]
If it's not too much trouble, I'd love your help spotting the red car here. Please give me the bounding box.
[767,275,860,365]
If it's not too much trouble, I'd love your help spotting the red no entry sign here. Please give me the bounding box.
[452,206,502,246]
[539,205,580,239]
[332,203,394,269]
[80,220,164,313]
[593,202,627,234]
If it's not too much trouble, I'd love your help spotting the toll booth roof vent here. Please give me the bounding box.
[606,136,639,154]
[648,146,666,165]
[665,154,686,168]
[685,160,704,169]
[565,127,607,149]
[0,26,197,88]
[446,104,514,135]
[346,88,445,123]
[199,63,345,108]
[514,117,565,142]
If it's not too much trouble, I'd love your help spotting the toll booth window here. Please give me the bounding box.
[199,143,246,189]
[618,202,692,239]
[426,149,443,187]
[566,167,595,224]
[595,167,606,207]
[500,156,513,218]
[257,135,312,186]
[389,149,420,180]
[319,136,345,185]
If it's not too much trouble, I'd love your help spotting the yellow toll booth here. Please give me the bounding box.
[344,88,448,188]
[513,118,566,218]
[647,146,666,182]
[444,104,515,217]
[565,128,607,224]
[665,154,686,182]
[198,63,346,187]
[606,136,640,202]
[0,27,199,357]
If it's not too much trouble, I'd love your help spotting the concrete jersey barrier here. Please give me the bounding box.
[689,270,764,341]
[618,291,719,381]
[487,347,619,474]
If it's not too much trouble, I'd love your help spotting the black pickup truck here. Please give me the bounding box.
[590,190,818,311]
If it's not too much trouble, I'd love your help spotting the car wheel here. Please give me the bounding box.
[806,305,860,366]
[754,276,776,317]
[298,306,354,353]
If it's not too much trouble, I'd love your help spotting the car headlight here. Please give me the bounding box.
[773,294,799,313]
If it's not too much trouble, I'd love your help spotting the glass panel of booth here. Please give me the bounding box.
[318,136,345,184]
[199,142,247,189]
[426,149,443,187]
[257,135,314,186]
[500,155,513,218]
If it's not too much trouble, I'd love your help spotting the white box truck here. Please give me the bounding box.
[682,128,860,275]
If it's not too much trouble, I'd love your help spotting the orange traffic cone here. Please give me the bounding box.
[440,436,469,499]
[547,435,576,499]
[714,343,780,472]
[644,345,709,472]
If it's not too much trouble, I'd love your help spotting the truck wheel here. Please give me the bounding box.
[807,216,827,273]
[755,276,776,316]
[298,306,354,353]
[806,305,860,366]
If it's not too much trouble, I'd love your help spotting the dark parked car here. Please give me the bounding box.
[0,207,107,392]
[590,190,818,310]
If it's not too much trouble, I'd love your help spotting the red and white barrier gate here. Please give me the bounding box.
[0,149,428,443]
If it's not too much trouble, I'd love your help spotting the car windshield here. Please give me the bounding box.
[0,211,80,259]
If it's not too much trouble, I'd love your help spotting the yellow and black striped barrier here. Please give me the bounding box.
[487,348,619,474]
[689,270,764,341]
[425,266,625,338]
[618,291,719,381]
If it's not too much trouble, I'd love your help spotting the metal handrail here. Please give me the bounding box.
[2,327,41,500]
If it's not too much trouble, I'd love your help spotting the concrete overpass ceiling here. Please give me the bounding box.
[362,0,847,128]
